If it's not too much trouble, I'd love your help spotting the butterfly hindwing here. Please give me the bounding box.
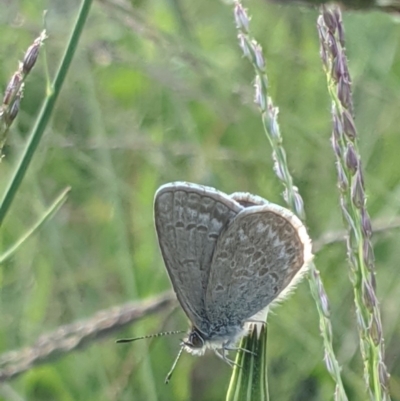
[205,204,309,327]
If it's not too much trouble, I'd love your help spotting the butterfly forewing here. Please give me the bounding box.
[154,182,243,331]
[205,204,309,326]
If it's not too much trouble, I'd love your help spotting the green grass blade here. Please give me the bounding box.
[226,324,269,401]
[0,187,70,264]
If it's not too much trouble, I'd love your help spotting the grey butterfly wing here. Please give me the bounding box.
[205,204,311,325]
[154,182,243,330]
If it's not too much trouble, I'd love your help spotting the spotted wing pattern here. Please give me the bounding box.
[205,204,309,330]
[154,182,243,331]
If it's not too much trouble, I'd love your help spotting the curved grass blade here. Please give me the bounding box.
[0,187,70,264]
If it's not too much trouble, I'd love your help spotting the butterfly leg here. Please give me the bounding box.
[223,339,257,356]
[229,346,257,356]
[214,348,240,368]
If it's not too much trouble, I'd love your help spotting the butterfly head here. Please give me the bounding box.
[181,324,249,357]
[164,327,208,383]
[182,327,207,356]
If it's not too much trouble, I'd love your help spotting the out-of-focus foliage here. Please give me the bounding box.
[1,1,400,400]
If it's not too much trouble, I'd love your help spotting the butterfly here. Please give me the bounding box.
[118,182,312,382]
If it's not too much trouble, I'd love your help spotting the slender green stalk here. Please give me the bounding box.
[318,6,390,400]
[0,187,70,264]
[231,2,349,400]
[0,0,93,227]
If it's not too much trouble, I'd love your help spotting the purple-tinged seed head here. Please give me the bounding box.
[345,143,358,175]
[237,33,251,59]
[254,75,263,109]
[23,42,40,75]
[336,162,348,192]
[319,286,330,318]
[362,281,376,312]
[327,32,338,59]
[268,104,281,142]
[22,31,46,75]
[293,188,305,220]
[351,171,365,209]
[370,272,377,291]
[342,109,357,141]
[369,315,382,346]
[3,72,22,105]
[331,130,341,158]
[324,350,336,376]
[234,2,250,33]
[273,155,285,181]
[8,96,20,123]
[357,160,365,189]
[337,76,352,109]
[336,13,345,47]
[336,53,347,79]
[254,76,268,112]
[363,239,375,270]
[332,111,343,142]
[322,8,337,34]
[361,208,372,238]
[253,42,265,71]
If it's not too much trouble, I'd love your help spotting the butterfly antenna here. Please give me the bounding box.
[165,346,184,384]
[116,330,185,343]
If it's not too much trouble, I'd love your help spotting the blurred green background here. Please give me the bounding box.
[1,0,400,400]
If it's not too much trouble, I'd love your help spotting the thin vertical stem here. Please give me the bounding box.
[318,6,390,401]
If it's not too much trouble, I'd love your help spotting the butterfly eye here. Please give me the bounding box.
[188,331,204,348]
